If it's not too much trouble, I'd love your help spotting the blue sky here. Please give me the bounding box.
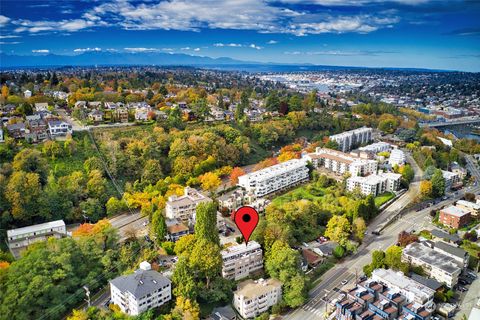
[0,0,479,71]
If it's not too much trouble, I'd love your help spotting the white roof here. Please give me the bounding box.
[441,170,458,179]
[456,200,480,210]
[7,220,66,237]
[441,205,470,217]
[240,159,307,183]
[348,174,385,185]
[221,241,261,259]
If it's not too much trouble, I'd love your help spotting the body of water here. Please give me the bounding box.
[441,124,480,141]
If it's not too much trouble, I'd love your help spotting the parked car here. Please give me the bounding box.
[458,286,467,292]
[341,279,348,285]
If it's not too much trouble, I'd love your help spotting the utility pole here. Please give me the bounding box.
[83,286,91,308]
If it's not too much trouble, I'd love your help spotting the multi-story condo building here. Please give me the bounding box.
[371,269,435,310]
[110,261,171,316]
[221,241,263,280]
[329,127,373,152]
[346,172,401,196]
[305,148,378,176]
[389,149,406,166]
[237,159,309,198]
[441,170,460,191]
[432,241,469,269]
[359,141,392,154]
[402,242,462,288]
[455,200,480,216]
[165,187,211,224]
[335,276,433,320]
[7,220,68,258]
[233,278,282,319]
[439,205,471,229]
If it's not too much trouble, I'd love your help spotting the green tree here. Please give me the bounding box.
[288,95,302,112]
[5,171,42,221]
[352,217,367,242]
[151,209,167,244]
[324,215,351,246]
[172,256,198,299]
[141,159,163,186]
[12,149,48,184]
[189,238,222,289]
[265,91,280,111]
[194,202,219,244]
[431,169,446,197]
[83,157,104,174]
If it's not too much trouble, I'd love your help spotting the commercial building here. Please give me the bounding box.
[389,149,406,166]
[329,127,373,152]
[110,261,171,316]
[305,148,378,176]
[233,278,282,319]
[402,242,462,288]
[359,141,392,154]
[346,172,401,196]
[237,159,309,198]
[335,273,433,320]
[371,269,435,309]
[7,220,68,258]
[439,205,471,229]
[221,241,263,280]
[165,187,211,224]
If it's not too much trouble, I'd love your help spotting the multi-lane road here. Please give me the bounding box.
[284,152,480,320]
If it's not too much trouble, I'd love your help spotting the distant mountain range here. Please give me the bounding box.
[0,51,453,72]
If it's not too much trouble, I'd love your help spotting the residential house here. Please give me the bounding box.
[47,120,73,137]
[34,102,49,112]
[89,101,102,109]
[165,187,211,224]
[115,108,129,123]
[88,110,104,122]
[135,107,150,121]
[221,241,263,280]
[24,89,32,98]
[0,128,3,142]
[165,219,189,242]
[6,122,26,139]
[26,118,48,142]
[450,162,467,179]
[211,305,237,320]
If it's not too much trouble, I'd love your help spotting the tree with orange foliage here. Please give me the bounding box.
[230,167,246,185]
[278,151,300,162]
[72,219,118,250]
[253,157,278,171]
[0,261,10,269]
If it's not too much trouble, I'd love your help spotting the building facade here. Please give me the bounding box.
[237,159,309,198]
[329,127,373,152]
[389,149,406,166]
[439,205,471,229]
[110,262,171,316]
[233,278,282,319]
[305,148,378,177]
[221,241,263,280]
[346,172,401,196]
[165,187,211,224]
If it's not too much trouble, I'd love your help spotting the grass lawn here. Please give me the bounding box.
[375,192,395,207]
[271,185,326,206]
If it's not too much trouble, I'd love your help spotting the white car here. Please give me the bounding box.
[341,280,348,285]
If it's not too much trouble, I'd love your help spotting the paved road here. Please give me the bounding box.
[284,152,480,320]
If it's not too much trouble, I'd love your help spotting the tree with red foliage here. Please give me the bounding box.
[397,231,419,247]
[230,167,246,185]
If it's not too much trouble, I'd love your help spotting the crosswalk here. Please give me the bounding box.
[302,305,323,318]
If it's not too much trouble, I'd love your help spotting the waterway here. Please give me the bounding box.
[440,124,480,141]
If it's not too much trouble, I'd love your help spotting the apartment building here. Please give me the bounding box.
[335,275,433,320]
[110,261,171,316]
[346,172,401,196]
[442,170,461,191]
[455,200,480,216]
[233,278,282,319]
[371,269,435,309]
[433,241,469,269]
[165,187,211,224]
[237,159,309,198]
[329,127,373,152]
[402,242,462,288]
[7,220,68,258]
[389,148,406,166]
[439,205,471,229]
[305,148,378,176]
[221,241,263,280]
[358,141,392,154]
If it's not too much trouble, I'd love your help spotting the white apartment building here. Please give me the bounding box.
[7,220,68,258]
[110,261,171,316]
[233,278,282,319]
[165,187,211,224]
[371,269,435,309]
[237,159,309,198]
[359,141,392,153]
[442,170,460,191]
[305,148,377,176]
[221,241,263,280]
[329,127,373,152]
[47,120,73,137]
[346,172,401,196]
[456,200,480,216]
[389,148,406,166]
[402,242,462,288]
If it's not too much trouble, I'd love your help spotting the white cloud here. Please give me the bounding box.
[284,51,302,55]
[0,15,10,26]
[267,40,278,44]
[181,47,191,50]
[124,47,160,52]
[0,35,19,39]
[285,49,397,56]
[275,0,430,5]
[74,47,102,52]
[0,41,21,45]
[193,48,201,51]
[214,43,243,47]
[249,44,262,50]
[32,49,50,53]
[12,18,97,33]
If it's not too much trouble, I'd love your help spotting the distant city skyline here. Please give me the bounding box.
[0,0,479,71]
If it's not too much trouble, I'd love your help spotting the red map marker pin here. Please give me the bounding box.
[234,206,259,244]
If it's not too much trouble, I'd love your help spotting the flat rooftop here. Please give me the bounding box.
[441,205,470,217]
[235,278,282,299]
[7,220,66,238]
[403,242,461,274]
